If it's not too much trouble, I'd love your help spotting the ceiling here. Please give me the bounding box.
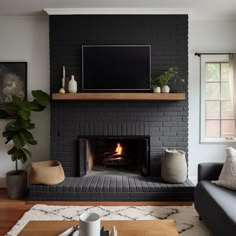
[0,0,236,19]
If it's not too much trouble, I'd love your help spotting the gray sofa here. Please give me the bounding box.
[194,163,236,236]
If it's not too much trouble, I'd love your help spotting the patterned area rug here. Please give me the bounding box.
[6,204,212,236]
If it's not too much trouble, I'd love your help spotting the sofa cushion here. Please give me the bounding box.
[198,163,223,181]
[195,181,236,224]
[213,147,236,191]
[195,181,236,236]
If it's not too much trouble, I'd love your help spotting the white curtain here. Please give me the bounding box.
[229,54,236,137]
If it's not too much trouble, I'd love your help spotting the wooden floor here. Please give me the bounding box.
[0,188,192,236]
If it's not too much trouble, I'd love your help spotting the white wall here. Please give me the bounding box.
[0,17,50,187]
[188,18,236,183]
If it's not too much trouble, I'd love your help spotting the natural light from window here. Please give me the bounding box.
[200,55,235,143]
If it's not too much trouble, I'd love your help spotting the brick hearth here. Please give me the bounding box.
[30,176,194,201]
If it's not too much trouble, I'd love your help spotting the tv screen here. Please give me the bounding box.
[82,45,151,91]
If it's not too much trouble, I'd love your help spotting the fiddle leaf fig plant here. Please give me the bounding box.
[2,90,50,171]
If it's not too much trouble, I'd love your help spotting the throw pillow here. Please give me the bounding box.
[213,147,236,191]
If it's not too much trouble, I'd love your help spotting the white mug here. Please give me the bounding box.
[79,212,100,236]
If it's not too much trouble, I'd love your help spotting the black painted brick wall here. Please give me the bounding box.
[49,15,188,177]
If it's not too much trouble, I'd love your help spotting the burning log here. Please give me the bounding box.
[103,142,128,166]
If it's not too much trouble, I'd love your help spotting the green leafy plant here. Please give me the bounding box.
[2,90,50,171]
[151,66,179,88]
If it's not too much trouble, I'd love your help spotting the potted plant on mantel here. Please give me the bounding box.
[2,90,50,199]
[151,66,179,93]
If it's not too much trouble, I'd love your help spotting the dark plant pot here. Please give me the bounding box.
[6,170,27,200]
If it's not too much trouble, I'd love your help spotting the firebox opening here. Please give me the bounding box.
[77,136,150,177]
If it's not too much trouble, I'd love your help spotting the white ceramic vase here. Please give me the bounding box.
[161,85,170,93]
[68,75,77,93]
[153,87,161,93]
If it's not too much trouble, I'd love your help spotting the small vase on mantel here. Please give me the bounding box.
[68,75,77,93]
[153,87,161,93]
[161,85,170,93]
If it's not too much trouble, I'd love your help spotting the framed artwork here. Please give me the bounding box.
[0,62,27,118]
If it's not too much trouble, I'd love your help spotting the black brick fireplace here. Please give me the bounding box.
[51,100,188,178]
[49,15,189,178]
[29,14,194,201]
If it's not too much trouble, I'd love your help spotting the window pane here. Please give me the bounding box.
[206,101,220,119]
[205,83,220,100]
[202,57,234,142]
[221,82,231,100]
[221,120,235,137]
[221,63,229,81]
[206,63,220,81]
[206,120,220,138]
[221,101,234,119]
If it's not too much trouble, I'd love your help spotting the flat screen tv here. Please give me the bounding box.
[82,45,151,91]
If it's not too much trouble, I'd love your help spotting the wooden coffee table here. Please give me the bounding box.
[18,220,179,236]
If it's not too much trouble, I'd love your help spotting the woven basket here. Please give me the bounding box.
[30,160,65,185]
[161,149,187,183]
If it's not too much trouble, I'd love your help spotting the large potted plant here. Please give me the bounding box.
[151,67,178,93]
[2,90,50,199]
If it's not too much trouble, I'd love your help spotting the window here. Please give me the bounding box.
[200,55,235,143]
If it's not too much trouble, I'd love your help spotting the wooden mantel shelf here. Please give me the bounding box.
[52,93,185,101]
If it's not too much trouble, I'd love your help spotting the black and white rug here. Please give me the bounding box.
[6,204,212,236]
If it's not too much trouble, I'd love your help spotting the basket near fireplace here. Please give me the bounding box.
[29,160,65,185]
[161,149,187,183]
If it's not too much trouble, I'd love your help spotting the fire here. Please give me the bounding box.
[115,142,123,155]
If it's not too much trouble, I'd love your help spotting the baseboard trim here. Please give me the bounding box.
[0,178,6,188]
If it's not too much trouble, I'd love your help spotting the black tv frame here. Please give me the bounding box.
[81,45,151,92]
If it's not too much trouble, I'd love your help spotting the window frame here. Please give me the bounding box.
[200,54,235,143]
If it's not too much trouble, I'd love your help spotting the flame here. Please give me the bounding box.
[115,142,123,155]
